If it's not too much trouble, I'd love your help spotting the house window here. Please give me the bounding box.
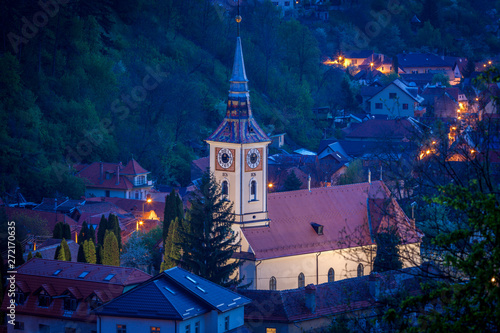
[221,180,229,200]
[272,1,278,5]
[39,324,50,333]
[151,327,160,333]
[328,268,335,282]
[105,190,110,197]
[266,329,277,333]
[389,93,397,99]
[225,316,230,330]
[298,272,305,288]
[38,290,50,307]
[14,321,24,330]
[195,322,200,333]
[269,276,277,290]
[89,295,103,310]
[64,297,78,311]
[14,289,25,305]
[375,103,383,109]
[250,180,257,201]
[117,325,127,333]
[403,103,409,110]
[284,1,290,5]
[135,191,139,199]
[357,263,364,277]
[185,324,190,333]
[411,70,418,74]
[352,59,357,64]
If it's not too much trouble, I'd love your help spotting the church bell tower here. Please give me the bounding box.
[206,14,271,234]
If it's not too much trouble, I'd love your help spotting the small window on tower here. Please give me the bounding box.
[250,180,257,201]
[221,180,229,201]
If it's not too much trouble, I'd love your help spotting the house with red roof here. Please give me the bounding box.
[76,159,152,200]
[1,258,151,333]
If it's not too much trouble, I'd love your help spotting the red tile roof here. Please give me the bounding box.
[5,207,79,236]
[0,258,151,323]
[344,118,418,141]
[192,156,210,172]
[76,162,134,190]
[121,158,149,175]
[85,197,164,221]
[242,181,420,260]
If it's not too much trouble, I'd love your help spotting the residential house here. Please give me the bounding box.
[85,197,164,222]
[76,159,152,199]
[1,258,151,333]
[367,79,424,118]
[399,73,435,88]
[269,0,294,14]
[397,53,454,84]
[421,86,468,119]
[95,267,251,333]
[269,133,286,149]
[240,265,437,333]
[33,198,86,215]
[190,156,210,183]
[25,239,80,262]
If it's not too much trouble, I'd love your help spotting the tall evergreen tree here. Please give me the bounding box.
[34,252,42,258]
[14,240,25,267]
[83,239,97,264]
[97,215,108,245]
[27,251,33,260]
[373,226,403,272]
[163,189,184,241]
[78,221,95,244]
[56,244,66,261]
[108,214,122,250]
[61,238,71,261]
[180,172,241,286]
[160,217,183,272]
[102,231,120,266]
[284,170,303,192]
[53,222,71,239]
[77,243,86,262]
[96,244,103,264]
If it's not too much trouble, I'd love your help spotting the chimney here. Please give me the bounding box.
[100,162,104,184]
[304,284,316,313]
[116,164,120,185]
[308,174,311,192]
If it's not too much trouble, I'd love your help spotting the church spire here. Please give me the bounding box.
[207,13,269,144]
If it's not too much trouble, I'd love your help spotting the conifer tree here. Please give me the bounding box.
[14,240,25,267]
[97,215,108,245]
[61,238,71,261]
[284,170,302,191]
[83,239,97,264]
[108,214,122,250]
[53,222,71,239]
[160,217,182,271]
[78,221,95,244]
[34,252,42,258]
[102,231,120,266]
[163,189,184,242]
[373,226,403,273]
[27,251,33,260]
[96,244,103,264]
[56,244,66,261]
[180,172,241,286]
[77,243,86,262]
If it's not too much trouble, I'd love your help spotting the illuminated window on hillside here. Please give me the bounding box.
[150,327,160,333]
[328,268,335,282]
[357,263,364,277]
[298,272,305,288]
[266,329,277,333]
[269,276,277,290]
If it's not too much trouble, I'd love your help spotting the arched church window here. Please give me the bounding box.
[221,180,229,200]
[250,180,257,201]
[328,268,335,282]
[357,263,364,277]
[298,272,305,288]
[269,276,277,290]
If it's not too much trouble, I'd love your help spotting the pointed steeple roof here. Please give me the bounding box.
[207,33,270,144]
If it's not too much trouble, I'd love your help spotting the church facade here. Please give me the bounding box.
[207,22,421,291]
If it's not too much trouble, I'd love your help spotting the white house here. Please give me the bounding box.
[368,79,424,118]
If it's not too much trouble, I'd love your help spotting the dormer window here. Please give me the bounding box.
[64,297,78,311]
[14,287,26,305]
[89,294,103,310]
[38,290,51,307]
[311,223,324,235]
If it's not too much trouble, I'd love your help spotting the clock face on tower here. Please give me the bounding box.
[246,148,261,169]
[217,148,234,170]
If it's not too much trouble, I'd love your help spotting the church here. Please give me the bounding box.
[206,17,421,291]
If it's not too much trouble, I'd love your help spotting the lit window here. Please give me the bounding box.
[389,93,397,99]
[250,180,257,201]
[117,324,127,333]
[357,263,364,277]
[403,103,409,110]
[151,327,160,333]
[266,329,277,333]
[225,316,230,331]
[375,103,383,109]
[298,272,305,288]
[269,276,277,290]
[328,268,335,283]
